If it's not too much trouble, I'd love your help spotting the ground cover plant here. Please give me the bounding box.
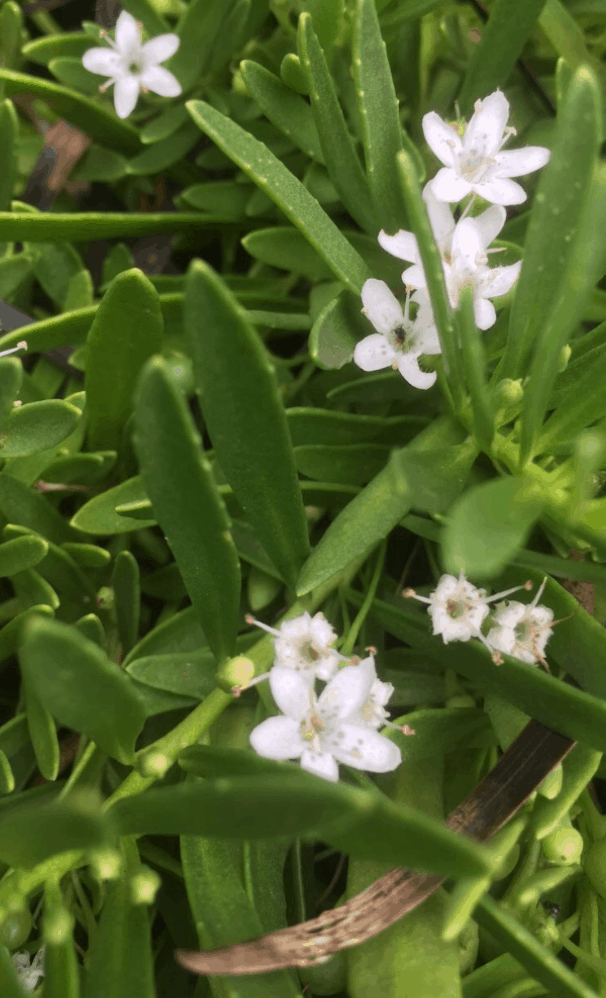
[1,0,606,995]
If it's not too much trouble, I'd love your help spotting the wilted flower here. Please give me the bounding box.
[354,278,440,389]
[422,90,550,206]
[82,10,181,119]
[12,949,45,992]
[404,573,532,651]
[0,340,27,358]
[249,663,402,782]
[487,577,554,667]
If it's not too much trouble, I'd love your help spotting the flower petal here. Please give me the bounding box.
[423,185,456,254]
[309,612,337,648]
[354,334,395,372]
[300,748,339,782]
[430,168,472,204]
[378,229,419,263]
[397,353,437,389]
[487,626,516,655]
[479,261,521,299]
[114,10,141,52]
[140,64,182,97]
[401,264,426,289]
[492,600,527,627]
[329,723,402,773]
[82,47,122,77]
[269,666,312,720]
[451,217,485,273]
[495,146,551,178]
[422,111,462,168]
[318,663,374,723]
[472,297,496,330]
[361,278,403,335]
[472,176,527,206]
[113,74,140,118]
[473,204,506,248]
[141,33,180,64]
[464,90,509,158]
[249,716,303,760]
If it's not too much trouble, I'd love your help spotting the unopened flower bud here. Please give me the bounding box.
[541,825,583,865]
[130,865,161,906]
[557,344,571,373]
[215,655,256,695]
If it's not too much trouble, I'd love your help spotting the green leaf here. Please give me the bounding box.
[0,69,140,155]
[0,474,79,544]
[20,617,146,764]
[0,605,54,666]
[352,0,406,229]
[458,0,547,114]
[134,357,241,663]
[168,0,232,91]
[0,211,202,242]
[126,650,217,699]
[391,438,478,515]
[126,120,200,176]
[186,99,370,294]
[0,252,33,300]
[297,13,375,233]
[442,476,545,579]
[0,100,18,212]
[502,64,601,384]
[49,56,99,94]
[22,32,92,66]
[309,290,369,369]
[0,308,96,356]
[242,226,335,282]
[43,881,80,998]
[0,791,110,868]
[537,340,606,453]
[111,551,140,657]
[241,60,325,164]
[0,400,81,458]
[0,535,48,577]
[140,103,189,144]
[457,286,493,453]
[85,269,163,451]
[70,477,156,535]
[295,443,391,485]
[178,180,250,218]
[0,945,31,998]
[185,260,309,588]
[72,146,129,184]
[24,684,59,782]
[531,743,602,840]
[287,407,427,447]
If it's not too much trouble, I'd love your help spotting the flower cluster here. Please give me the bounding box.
[12,948,45,993]
[404,573,555,668]
[354,91,550,387]
[243,612,404,783]
[82,11,181,119]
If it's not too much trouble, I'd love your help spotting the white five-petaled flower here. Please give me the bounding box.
[249,663,402,782]
[422,90,551,206]
[379,192,521,331]
[82,10,181,119]
[354,279,440,389]
[348,655,396,730]
[404,573,532,651]
[244,611,344,686]
[487,577,554,667]
[12,949,45,993]
[0,340,27,358]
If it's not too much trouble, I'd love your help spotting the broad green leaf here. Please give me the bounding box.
[0,211,201,242]
[20,617,146,764]
[295,443,391,485]
[83,840,155,998]
[442,476,544,579]
[0,70,140,154]
[86,269,163,451]
[502,64,601,384]
[0,791,110,868]
[43,882,80,998]
[185,260,309,588]
[241,60,325,164]
[0,400,81,458]
[134,357,241,662]
[186,100,370,294]
[0,100,18,212]
[0,474,79,544]
[458,0,546,114]
[111,551,140,656]
[126,120,200,176]
[126,650,217,699]
[297,13,375,233]
[391,438,478,515]
[352,0,406,229]
[0,535,48,577]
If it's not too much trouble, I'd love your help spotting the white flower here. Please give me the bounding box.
[244,611,344,686]
[404,573,532,649]
[354,279,440,389]
[249,664,402,782]
[487,577,554,667]
[348,655,396,730]
[422,90,550,206]
[82,10,181,119]
[0,340,27,358]
[379,193,521,330]
[12,949,45,992]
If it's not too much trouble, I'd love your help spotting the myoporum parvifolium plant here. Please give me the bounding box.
[1,0,606,996]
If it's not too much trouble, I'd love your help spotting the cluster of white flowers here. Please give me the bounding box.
[82,11,181,119]
[243,612,405,783]
[404,573,555,668]
[12,949,45,993]
[354,91,551,387]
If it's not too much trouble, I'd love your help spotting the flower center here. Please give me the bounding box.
[300,712,324,743]
[128,59,144,75]
[446,599,468,619]
[299,640,319,664]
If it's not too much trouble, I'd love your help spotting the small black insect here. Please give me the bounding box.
[542,900,561,919]
[393,325,407,346]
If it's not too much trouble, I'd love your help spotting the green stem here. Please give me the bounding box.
[340,539,386,657]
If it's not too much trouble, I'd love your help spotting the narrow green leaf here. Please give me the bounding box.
[0,945,29,998]
[0,211,201,242]
[287,408,427,446]
[50,56,99,94]
[134,356,241,662]
[70,477,155,535]
[241,60,325,164]
[391,437,478,515]
[126,650,216,699]
[22,32,92,66]
[0,100,18,212]
[168,0,229,90]
[0,750,14,794]
[442,476,544,579]
[111,551,140,657]
[309,290,369,369]
[537,330,606,454]
[0,791,110,869]
[0,69,140,154]
[502,65,601,384]
[295,443,391,485]
[352,0,406,229]
[126,120,200,176]
[0,535,48,577]
[0,474,79,544]
[0,400,81,458]
[86,269,163,451]
[140,103,189,144]
[43,881,80,998]
[0,606,54,666]
[179,180,250,218]
[185,260,309,588]
[121,0,169,36]
[20,617,146,764]
[186,99,370,294]
[297,14,375,233]
[458,0,546,114]
[24,684,59,782]
[0,358,22,422]
[457,286,493,452]
[531,743,602,840]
